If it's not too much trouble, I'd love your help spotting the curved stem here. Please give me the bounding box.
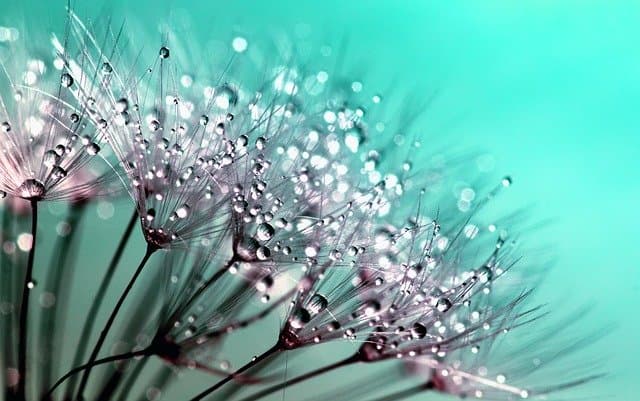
[42,348,150,400]
[16,200,38,401]
[189,343,280,401]
[75,243,156,400]
[64,209,137,399]
[237,354,359,401]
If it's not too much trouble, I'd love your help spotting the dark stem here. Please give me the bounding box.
[237,354,359,401]
[75,243,156,400]
[42,348,150,400]
[361,384,425,401]
[16,200,38,401]
[63,209,137,399]
[189,343,281,401]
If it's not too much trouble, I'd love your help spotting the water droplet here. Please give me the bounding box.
[256,223,275,241]
[175,204,190,219]
[27,280,37,289]
[477,266,493,283]
[256,246,270,260]
[101,62,113,75]
[43,150,61,167]
[290,308,311,329]
[411,323,427,339]
[232,36,248,53]
[199,115,209,126]
[18,179,45,200]
[436,297,452,313]
[255,275,274,292]
[86,143,100,155]
[307,294,328,315]
[60,73,74,88]
[501,176,512,187]
[115,98,129,113]
[363,300,380,317]
[159,46,170,59]
[1,121,10,133]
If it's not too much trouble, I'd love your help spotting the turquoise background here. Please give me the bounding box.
[2,1,639,400]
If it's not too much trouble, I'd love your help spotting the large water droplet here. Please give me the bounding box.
[256,223,274,242]
[307,294,328,315]
[18,179,46,200]
[290,308,311,329]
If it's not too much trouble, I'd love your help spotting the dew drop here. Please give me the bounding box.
[101,62,113,75]
[307,294,328,315]
[363,300,381,317]
[501,176,512,187]
[175,204,190,219]
[149,119,161,132]
[256,223,275,241]
[86,143,100,155]
[256,246,270,260]
[290,308,311,329]
[255,275,274,292]
[60,73,74,88]
[159,46,170,59]
[18,179,45,200]
[43,150,60,167]
[411,323,427,339]
[1,121,10,133]
[436,297,452,313]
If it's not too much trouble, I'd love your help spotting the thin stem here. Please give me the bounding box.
[237,354,359,401]
[65,209,137,399]
[42,348,150,400]
[361,385,425,401]
[16,200,38,401]
[189,343,281,401]
[75,243,156,400]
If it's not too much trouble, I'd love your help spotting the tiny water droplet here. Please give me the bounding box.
[61,73,74,88]
[159,46,170,59]
[436,297,452,313]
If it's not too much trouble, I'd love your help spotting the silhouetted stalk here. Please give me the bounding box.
[237,354,359,401]
[64,210,137,399]
[16,200,38,401]
[75,243,157,400]
[43,348,151,400]
[39,204,87,395]
[189,344,280,401]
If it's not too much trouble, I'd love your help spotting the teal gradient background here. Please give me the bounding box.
[2,1,638,400]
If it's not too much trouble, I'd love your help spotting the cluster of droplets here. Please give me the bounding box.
[0,45,107,203]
